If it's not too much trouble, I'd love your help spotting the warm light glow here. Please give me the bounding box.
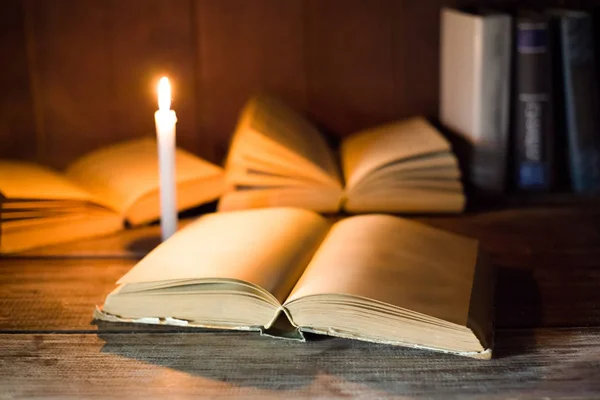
[158,77,171,111]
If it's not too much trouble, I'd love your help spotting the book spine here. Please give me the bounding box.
[514,18,554,191]
[477,16,512,194]
[560,15,600,193]
[439,9,512,195]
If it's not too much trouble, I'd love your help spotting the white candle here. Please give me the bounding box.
[155,77,178,241]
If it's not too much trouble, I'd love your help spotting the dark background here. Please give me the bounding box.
[2,0,599,169]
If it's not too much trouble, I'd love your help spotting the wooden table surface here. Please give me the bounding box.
[1,205,600,399]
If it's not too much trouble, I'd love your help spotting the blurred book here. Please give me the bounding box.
[218,95,465,214]
[513,12,555,191]
[550,9,600,194]
[0,138,226,253]
[440,7,512,195]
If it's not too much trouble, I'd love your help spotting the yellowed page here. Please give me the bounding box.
[218,187,342,213]
[0,161,94,201]
[344,189,466,214]
[240,95,340,182]
[348,174,463,201]
[341,118,452,190]
[346,153,459,190]
[65,138,224,215]
[118,208,331,304]
[227,129,340,188]
[286,215,478,326]
[227,166,322,188]
[1,210,122,254]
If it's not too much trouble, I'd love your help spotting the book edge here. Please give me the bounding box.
[466,245,497,357]
[93,307,306,342]
[94,308,491,359]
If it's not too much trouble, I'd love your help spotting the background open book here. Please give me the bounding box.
[96,207,495,359]
[219,95,466,214]
[0,138,226,253]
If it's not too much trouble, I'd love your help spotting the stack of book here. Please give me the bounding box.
[440,7,600,196]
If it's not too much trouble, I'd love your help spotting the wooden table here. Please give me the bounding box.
[2,205,600,398]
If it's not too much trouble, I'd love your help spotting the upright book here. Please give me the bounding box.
[95,207,495,359]
[550,9,600,193]
[0,138,227,253]
[219,95,465,214]
[440,7,513,194]
[513,12,555,191]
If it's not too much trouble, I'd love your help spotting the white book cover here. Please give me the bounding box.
[440,8,512,193]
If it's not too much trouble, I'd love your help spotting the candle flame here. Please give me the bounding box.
[158,77,171,111]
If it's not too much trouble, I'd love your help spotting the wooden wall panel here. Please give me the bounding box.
[11,0,600,163]
[306,0,396,137]
[195,0,306,162]
[0,0,35,160]
[110,0,198,156]
[26,0,113,169]
[393,0,457,120]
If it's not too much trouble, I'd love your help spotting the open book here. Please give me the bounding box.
[96,207,495,359]
[219,95,466,214]
[0,138,226,253]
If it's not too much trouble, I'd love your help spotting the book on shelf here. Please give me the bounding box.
[218,95,465,214]
[0,138,227,254]
[95,207,495,359]
[549,9,600,194]
[440,7,513,195]
[513,12,555,191]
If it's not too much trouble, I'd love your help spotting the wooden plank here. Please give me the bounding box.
[0,0,36,161]
[0,258,134,331]
[1,329,599,398]
[25,0,113,169]
[393,0,455,119]
[109,0,200,156]
[195,0,306,162]
[306,0,397,137]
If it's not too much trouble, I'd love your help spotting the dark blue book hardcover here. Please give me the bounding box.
[513,15,554,191]
[553,11,600,193]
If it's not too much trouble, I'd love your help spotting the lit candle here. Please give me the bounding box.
[155,77,178,241]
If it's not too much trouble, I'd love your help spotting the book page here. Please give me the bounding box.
[65,138,223,215]
[344,189,466,214]
[341,118,452,190]
[0,161,95,202]
[218,187,343,213]
[118,208,331,304]
[286,214,478,326]
[235,95,341,183]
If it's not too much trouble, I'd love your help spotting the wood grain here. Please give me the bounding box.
[6,0,600,162]
[195,0,306,162]
[306,0,397,137]
[394,0,456,119]
[1,329,599,398]
[26,0,114,169]
[0,0,36,161]
[0,258,134,331]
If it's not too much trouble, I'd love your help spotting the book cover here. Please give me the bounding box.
[554,11,600,193]
[513,14,554,191]
[440,8,512,195]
